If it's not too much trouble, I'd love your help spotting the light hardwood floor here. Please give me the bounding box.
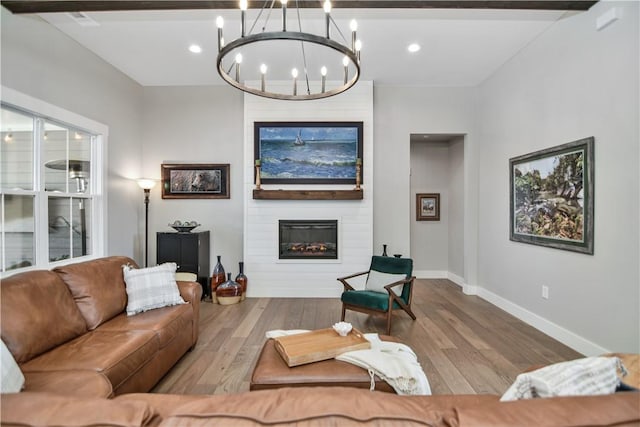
[152,279,582,395]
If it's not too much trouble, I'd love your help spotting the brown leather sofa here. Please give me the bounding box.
[1,256,201,397]
[2,257,638,426]
[2,386,639,426]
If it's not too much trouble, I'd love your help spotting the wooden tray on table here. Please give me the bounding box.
[273,328,370,367]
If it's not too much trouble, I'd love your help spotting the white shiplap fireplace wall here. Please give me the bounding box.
[244,81,373,297]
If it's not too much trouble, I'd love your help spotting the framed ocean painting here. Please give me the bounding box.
[254,122,363,184]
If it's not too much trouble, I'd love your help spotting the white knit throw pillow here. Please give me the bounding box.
[1,339,24,393]
[500,356,626,401]
[365,270,407,296]
[123,262,186,316]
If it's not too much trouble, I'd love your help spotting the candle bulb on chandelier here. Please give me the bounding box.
[240,0,248,37]
[342,56,349,84]
[355,39,362,62]
[321,66,327,93]
[292,68,298,96]
[281,0,288,32]
[350,19,357,51]
[324,0,332,38]
[214,0,362,100]
[216,16,224,51]
[260,64,267,91]
[235,53,243,82]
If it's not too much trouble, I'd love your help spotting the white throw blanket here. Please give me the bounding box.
[264,330,431,395]
[500,356,627,401]
[336,333,431,395]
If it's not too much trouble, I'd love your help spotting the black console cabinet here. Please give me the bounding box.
[157,231,210,298]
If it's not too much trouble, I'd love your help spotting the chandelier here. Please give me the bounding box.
[216,0,361,101]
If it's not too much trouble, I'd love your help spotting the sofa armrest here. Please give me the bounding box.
[177,281,202,348]
[1,392,160,427]
[23,370,113,398]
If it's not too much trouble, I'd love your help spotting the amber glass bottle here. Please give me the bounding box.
[216,273,242,305]
[210,255,226,304]
[235,261,248,301]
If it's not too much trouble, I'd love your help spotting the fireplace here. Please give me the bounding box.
[279,220,338,260]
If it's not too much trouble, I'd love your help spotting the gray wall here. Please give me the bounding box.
[373,86,478,266]
[476,1,639,353]
[447,137,465,279]
[409,138,465,278]
[141,86,244,272]
[410,142,450,272]
[1,9,144,260]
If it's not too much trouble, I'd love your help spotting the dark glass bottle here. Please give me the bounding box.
[211,255,226,304]
[382,244,388,256]
[235,261,248,301]
[216,273,242,305]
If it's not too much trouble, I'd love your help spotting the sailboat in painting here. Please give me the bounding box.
[293,130,305,146]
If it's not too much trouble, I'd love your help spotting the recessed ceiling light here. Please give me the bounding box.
[189,44,203,54]
[408,43,421,53]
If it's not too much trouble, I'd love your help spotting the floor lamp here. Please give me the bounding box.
[137,179,157,268]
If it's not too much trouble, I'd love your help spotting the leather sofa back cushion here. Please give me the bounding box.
[457,393,640,427]
[161,387,497,426]
[0,392,160,427]
[1,271,87,364]
[54,256,137,330]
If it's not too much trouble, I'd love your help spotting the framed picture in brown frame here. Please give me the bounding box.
[416,193,440,221]
[161,163,230,199]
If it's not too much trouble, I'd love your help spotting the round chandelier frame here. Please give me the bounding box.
[215,1,362,101]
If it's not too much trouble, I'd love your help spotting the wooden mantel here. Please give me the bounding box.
[253,189,363,200]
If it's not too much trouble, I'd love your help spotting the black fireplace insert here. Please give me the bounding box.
[279,220,338,260]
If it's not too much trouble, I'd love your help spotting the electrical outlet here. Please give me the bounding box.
[542,285,549,300]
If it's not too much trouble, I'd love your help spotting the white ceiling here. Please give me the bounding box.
[39,7,574,87]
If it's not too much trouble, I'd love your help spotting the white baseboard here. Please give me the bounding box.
[447,272,465,287]
[414,270,448,279]
[477,287,610,356]
[248,288,342,298]
[446,272,478,295]
[416,270,607,355]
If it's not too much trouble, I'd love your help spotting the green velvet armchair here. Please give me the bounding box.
[338,256,416,335]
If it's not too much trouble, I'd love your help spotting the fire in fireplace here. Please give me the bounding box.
[279,220,338,260]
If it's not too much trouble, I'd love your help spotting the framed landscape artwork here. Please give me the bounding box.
[416,193,440,221]
[254,121,363,184]
[161,163,230,199]
[509,137,594,254]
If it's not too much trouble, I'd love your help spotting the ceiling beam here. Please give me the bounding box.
[1,1,598,14]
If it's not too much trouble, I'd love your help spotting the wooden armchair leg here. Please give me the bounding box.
[386,311,392,335]
[341,304,346,321]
